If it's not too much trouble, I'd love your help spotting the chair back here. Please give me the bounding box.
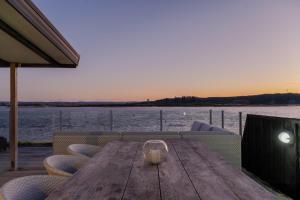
[0,175,66,200]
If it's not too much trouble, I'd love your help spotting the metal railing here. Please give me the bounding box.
[0,109,245,142]
[207,109,243,136]
[55,109,243,135]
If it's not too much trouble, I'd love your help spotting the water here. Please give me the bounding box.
[0,106,300,142]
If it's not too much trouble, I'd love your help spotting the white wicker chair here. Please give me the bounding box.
[43,155,87,177]
[0,175,66,200]
[67,144,100,159]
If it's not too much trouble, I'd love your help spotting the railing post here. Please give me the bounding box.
[59,110,62,131]
[10,63,18,170]
[209,109,212,125]
[84,111,88,129]
[239,112,242,136]
[295,124,300,199]
[221,110,224,129]
[160,110,163,132]
[110,110,113,131]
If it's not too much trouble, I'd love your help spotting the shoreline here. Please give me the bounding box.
[1,104,300,108]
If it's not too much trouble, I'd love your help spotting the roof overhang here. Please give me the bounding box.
[0,0,80,68]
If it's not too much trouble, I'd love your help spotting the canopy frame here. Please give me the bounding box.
[0,19,60,66]
[0,0,80,170]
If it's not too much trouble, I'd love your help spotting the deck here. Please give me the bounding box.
[0,147,52,186]
[48,140,275,200]
[0,143,291,199]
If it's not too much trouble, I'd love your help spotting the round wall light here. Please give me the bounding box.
[278,131,294,144]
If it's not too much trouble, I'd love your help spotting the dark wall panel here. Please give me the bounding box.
[242,114,299,199]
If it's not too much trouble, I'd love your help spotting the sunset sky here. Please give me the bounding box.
[1,0,300,101]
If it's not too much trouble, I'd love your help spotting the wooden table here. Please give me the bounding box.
[47,140,275,200]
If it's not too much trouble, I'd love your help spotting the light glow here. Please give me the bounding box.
[278,131,293,144]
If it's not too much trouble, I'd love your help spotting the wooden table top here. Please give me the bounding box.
[47,139,275,200]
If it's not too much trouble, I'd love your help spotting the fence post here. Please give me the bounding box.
[59,110,62,131]
[295,124,300,199]
[110,110,113,131]
[209,109,212,125]
[221,110,224,129]
[160,110,163,132]
[239,112,242,136]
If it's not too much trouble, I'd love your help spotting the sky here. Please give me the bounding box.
[1,0,300,101]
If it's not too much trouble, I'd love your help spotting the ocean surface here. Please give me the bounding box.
[0,106,300,142]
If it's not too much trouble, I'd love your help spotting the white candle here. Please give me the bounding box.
[150,149,161,164]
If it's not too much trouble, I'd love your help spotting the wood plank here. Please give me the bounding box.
[171,140,240,200]
[41,140,280,199]
[122,144,160,200]
[0,147,51,186]
[187,140,275,200]
[158,141,200,200]
[47,141,139,200]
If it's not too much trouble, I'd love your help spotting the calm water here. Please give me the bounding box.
[0,106,299,142]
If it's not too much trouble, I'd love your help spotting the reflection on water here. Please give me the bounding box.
[0,106,299,142]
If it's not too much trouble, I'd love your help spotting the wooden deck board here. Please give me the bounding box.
[0,147,51,186]
[0,140,291,199]
[47,141,139,200]
[47,140,278,200]
[171,140,240,200]
[187,140,275,200]
[123,144,160,200]
[158,141,200,200]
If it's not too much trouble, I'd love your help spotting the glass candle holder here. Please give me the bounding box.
[143,140,169,164]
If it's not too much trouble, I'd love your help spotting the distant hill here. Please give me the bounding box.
[133,93,300,107]
[1,93,300,107]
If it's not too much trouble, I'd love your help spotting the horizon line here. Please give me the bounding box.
[0,92,299,103]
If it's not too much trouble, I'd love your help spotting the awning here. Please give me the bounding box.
[0,0,80,170]
[0,0,80,68]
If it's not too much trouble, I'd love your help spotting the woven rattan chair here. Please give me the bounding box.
[67,144,100,159]
[0,175,66,200]
[43,155,87,177]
